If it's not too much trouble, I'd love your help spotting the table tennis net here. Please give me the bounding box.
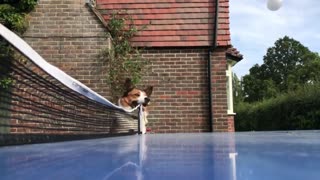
[0,48,139,146]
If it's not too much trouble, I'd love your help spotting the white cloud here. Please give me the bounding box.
[230,0,320,77]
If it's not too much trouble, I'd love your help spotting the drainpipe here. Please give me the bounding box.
[208,0,219,132]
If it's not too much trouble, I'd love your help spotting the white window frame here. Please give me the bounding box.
[226,60,236,115]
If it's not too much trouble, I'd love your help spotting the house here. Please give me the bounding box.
[23,0,242,133]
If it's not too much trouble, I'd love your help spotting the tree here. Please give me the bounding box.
[241,64,278,102]
[293,54,320,86]
[232,73,244,104]
[263,36,318,92]
[241,36,320,102]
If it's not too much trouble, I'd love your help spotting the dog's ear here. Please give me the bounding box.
[144,86,153,97]
[124,78,135,91]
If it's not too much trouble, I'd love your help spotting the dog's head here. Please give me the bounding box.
[121,78,153,108]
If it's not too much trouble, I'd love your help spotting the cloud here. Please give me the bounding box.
[230,0,320,77]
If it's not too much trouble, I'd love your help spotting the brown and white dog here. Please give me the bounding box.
[118,78,153,125]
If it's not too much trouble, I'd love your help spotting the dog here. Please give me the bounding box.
[118,78,153,126]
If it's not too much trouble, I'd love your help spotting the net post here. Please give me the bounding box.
[138,105,142,134]
[138,105,145,134]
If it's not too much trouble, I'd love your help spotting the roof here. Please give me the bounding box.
[217,0,231,47]
[226,46,243,62]
[95,0,231,47]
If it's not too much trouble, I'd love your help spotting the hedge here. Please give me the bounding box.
[235,84,320,131]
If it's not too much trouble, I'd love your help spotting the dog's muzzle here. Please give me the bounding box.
[143,97,150,106]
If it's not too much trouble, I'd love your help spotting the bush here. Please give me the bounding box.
[235,84,320,131]
[0,0,37,34]
[101,11,149,102]
[0,0,37,87]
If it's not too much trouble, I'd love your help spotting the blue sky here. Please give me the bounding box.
[229,0,320,77]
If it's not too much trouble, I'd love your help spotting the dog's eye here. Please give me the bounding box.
[134,93,140,96]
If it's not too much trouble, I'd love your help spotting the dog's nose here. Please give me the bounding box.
[144,97,150,104]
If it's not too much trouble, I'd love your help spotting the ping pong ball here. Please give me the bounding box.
[267,0,282,11]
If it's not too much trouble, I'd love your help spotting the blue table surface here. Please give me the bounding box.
[1,131,320,180]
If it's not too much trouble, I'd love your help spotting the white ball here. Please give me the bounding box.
[267,0,282,11]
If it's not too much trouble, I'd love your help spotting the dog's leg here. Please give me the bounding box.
[144,114,148,125]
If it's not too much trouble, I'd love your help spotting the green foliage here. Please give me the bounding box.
[0,56,12,134]
[263,36,309,90]
[0,0,37,34]
[293,55,320,85]
[241,36,320,102]
[242,64,279,102]
[235,84,320,131]
[15,0,38,12]
[234,36,320,131]
[0,39,11,57]
[232,73,244,104]
[0,56,13,89]
[101,11,149,102]
[0,0,37,88]
[0,77,14,89]
[0,4,26,32]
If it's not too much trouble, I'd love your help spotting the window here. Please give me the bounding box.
[226,61,235,115]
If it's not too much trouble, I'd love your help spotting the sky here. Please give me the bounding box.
[229,0,320,77]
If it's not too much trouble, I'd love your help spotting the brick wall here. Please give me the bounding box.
[210,48,233,132]
[227,116,235,132]
[17,0,234,133]
[23,0,110,98]
[139,48,210,133]
[139,47,233,133]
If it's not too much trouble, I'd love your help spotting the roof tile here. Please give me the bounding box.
[96,0,231,47]
[226,46,244,61]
